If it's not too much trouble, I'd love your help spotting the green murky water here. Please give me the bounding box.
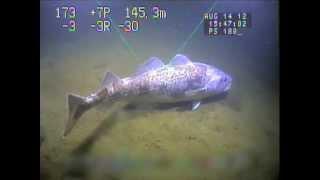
[40,42,278,180]
[41,1,279,179]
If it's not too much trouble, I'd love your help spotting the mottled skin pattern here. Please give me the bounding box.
[101,62,231,104]
[65,55,232,136]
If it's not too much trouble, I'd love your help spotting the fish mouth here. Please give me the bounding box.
[224,75,232,91]
[225,83,232,91]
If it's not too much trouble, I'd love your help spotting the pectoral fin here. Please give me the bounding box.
[192,101,201,111]
[185,88,206,97]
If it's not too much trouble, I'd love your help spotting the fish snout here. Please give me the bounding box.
[224,75,232,91]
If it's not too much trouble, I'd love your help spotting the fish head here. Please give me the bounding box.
[205,65,232,94]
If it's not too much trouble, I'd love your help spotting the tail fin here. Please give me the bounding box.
[64,72,121,137]
[64,94,90,137]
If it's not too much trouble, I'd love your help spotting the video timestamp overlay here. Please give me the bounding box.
[41,1,278,180]
[55,5,251,37]
[55,5,167,33]
[204,12,251,37]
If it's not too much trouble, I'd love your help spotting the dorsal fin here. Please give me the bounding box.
[135,57,164,75]
[101,72,121,87]
[169,54,192,66]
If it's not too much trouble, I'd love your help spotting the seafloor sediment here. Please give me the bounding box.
[40,47,279,180]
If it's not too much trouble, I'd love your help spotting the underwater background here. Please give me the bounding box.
[40,0,279,179]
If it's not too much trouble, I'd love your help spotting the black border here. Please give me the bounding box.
[280,0,309,179]
[2,0,39,179]
[1,0,296,179]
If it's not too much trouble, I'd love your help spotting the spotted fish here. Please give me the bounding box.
[64,54,232,136]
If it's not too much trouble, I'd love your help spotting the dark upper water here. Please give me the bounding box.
[40,0,279,180]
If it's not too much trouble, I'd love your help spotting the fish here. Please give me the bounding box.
[64,54,232,136]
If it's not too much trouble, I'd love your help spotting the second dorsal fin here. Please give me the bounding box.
[135,57,164,75]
